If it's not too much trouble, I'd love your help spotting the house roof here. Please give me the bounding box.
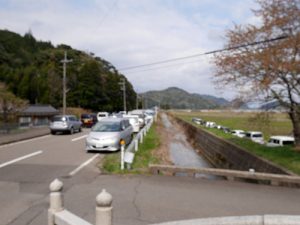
[19,105,59,116]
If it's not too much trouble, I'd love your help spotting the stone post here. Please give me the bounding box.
[96,189,113,225]
[48,179,64,225]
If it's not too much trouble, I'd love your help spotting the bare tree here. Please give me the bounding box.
[213,0,300,148]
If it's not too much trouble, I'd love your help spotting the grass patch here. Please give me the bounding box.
[101,123,160,174]
[175,112,300,175]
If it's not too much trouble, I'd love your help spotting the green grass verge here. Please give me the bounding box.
[176,114,300,175]
[101,123,160,174]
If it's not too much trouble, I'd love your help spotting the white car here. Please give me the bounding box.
[128,110,145,128]
[245,131,264,144]
[231,130,246,138]
[205,121,216,128]
[192,117,202,125]
[123,115,140,133]
[267,136,295,147]
[97,112,109,121]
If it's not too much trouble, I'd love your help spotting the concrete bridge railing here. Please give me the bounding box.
[48,179,112,225]
[149,164,300,187]
[48,179,300,225]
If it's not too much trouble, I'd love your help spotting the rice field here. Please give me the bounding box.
[173,110,292,140]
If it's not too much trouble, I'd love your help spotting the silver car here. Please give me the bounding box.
[85,117,133,152]
[50,115,82,135]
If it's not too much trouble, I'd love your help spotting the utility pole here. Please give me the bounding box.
[136,94,139,109]
[119,78,126,112]
[61,51,72,115]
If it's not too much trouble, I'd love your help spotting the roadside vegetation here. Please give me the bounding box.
[174,111,300,175]
[101,123,160,174]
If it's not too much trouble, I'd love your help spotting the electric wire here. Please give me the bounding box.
[118,35,288,72]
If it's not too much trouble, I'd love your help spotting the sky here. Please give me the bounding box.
[0,0,260,99]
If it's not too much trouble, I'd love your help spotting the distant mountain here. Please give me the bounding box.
[141,87,229,109]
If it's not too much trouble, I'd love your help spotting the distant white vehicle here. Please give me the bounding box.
[205,121,216,128]
[245,131,264,144]
[192,117,202,125]
[97,112,109,121]
[267,136,295,147]
[128,110,145,127]
[231,130,246,138]
[123,114,140,133]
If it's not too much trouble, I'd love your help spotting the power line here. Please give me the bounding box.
[119,35,288,72]
[124,58,203,74]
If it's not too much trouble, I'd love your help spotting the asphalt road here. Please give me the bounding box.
[0,129,102,225]
[1,129,300,225]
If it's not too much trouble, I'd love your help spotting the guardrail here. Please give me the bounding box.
[120,118,154,170]
[149,164,300,187]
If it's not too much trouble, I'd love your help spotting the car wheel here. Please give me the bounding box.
[70,127,74,135]
[51,131,56,135]
[78,127,82,132]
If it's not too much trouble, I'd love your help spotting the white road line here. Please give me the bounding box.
[69,154,99,176]
[71,135,87,142]
[0,135,51,149]
[0,151,43,169]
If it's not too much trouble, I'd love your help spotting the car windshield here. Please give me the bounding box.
[253,134,262,138]
[53,116,66,122]
[81,114,91,119]
[92,122,121,132]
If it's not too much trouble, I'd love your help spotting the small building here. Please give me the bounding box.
[18,105,59,127]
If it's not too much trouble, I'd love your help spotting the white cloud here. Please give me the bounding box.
[0,0,259,99]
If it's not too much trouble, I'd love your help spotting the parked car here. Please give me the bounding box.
[205,121,216,128]
[123,115,140,133]
[231,130,246,138]
[221,127,231,133]
[267,136,295,147]
[85,117,133,152]
[97,112,109,121]
[50,115,82,135]
[192,117,202,125]
[81,113,97,128]
[245,131,264,144]
[128,110,145,128]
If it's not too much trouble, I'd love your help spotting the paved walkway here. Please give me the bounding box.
[0,127,49,145]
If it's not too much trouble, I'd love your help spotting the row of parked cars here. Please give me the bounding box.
[49,109,156,152]
[192,117,295,147]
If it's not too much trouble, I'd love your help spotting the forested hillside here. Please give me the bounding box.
[0,29,136,112]
[141,87,228,109]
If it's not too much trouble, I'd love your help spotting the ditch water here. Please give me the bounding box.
[161,113,216,179]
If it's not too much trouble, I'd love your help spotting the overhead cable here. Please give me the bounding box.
[119,35,288,71]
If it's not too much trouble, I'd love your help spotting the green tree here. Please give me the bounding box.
[0,83,27,131]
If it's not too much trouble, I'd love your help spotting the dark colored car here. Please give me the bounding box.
[81,114,97,128]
